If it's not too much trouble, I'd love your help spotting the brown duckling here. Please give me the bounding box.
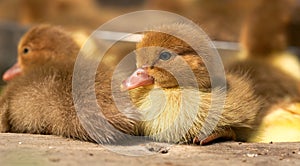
[121,23,262,145]
[0,25,139,144]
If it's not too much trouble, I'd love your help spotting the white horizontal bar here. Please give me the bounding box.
[93,30,241,51]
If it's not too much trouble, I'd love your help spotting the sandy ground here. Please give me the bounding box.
[1,133,300,166]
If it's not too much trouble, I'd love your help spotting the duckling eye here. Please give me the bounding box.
[23,47,29,54]
[159,51,172,61]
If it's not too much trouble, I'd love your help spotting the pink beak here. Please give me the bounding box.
[121,68,154,90]
[2,62,22,81]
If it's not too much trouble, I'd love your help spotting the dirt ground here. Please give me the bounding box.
[1,133,300,166]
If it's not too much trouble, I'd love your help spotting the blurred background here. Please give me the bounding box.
[0,0,299,86]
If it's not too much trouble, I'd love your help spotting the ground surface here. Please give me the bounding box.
[1,133,300,166]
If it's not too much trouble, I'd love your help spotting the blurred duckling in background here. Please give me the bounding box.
[238,0,300,80]
[228,0,300,142]
[122,23,262,145]
[0,25,139,143]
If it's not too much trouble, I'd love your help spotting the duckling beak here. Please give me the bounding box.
[121,68,154,91]
[2,62,22,81]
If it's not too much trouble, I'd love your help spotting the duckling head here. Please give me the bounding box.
[3,25,79,81]
[122,23,214,92]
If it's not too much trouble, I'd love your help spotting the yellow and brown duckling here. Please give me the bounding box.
[122,23,262,145]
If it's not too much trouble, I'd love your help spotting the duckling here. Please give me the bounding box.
[121,23,262,145]
[228,0,300,142]
[0,25,139,144]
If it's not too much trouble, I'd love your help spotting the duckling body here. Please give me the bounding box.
[0,62,85,138]
[130,75,260,144]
